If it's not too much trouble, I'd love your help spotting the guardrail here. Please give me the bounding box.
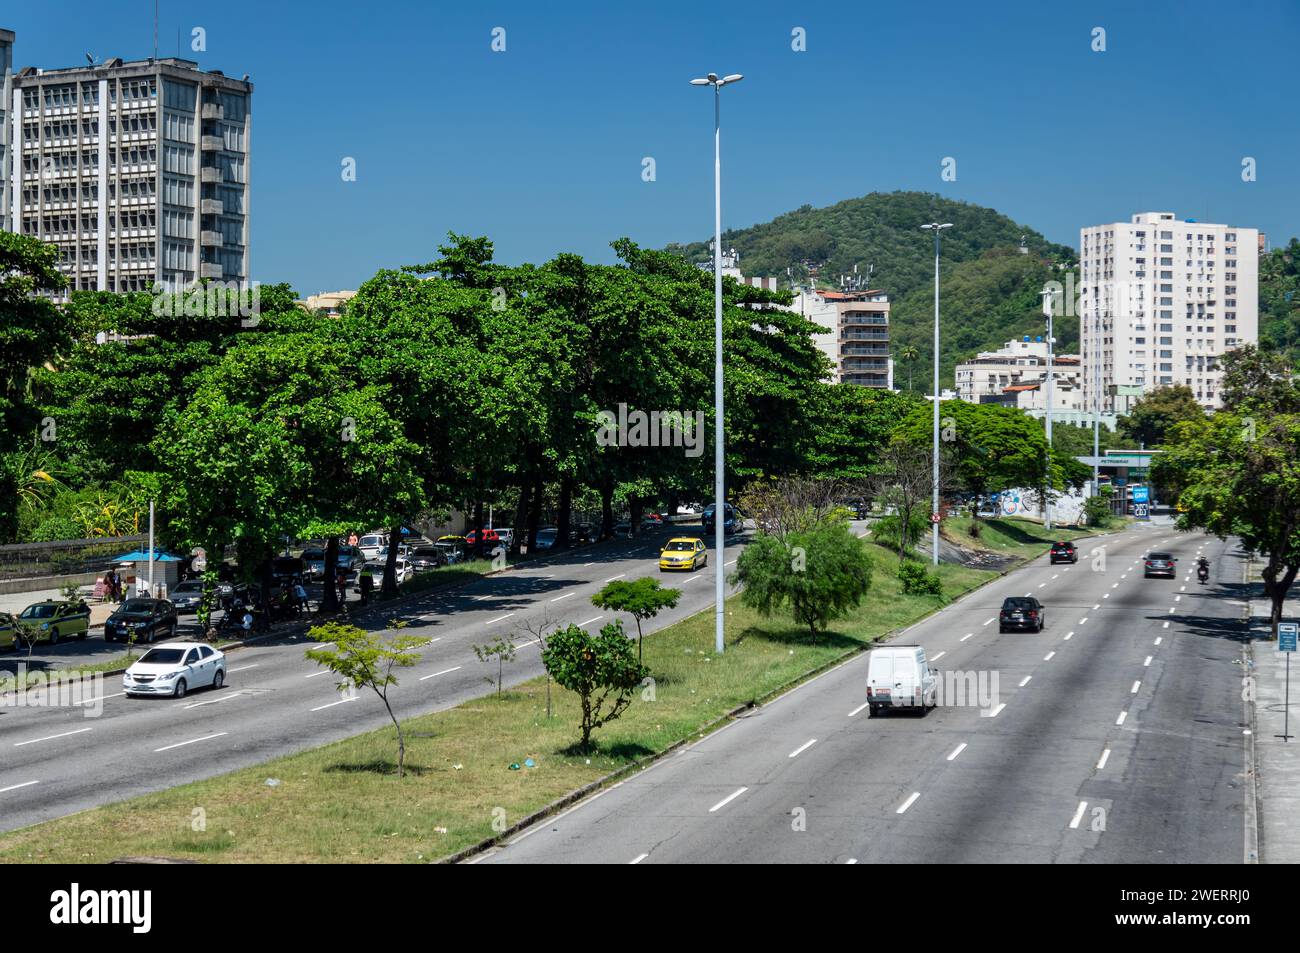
[0,535,147,581]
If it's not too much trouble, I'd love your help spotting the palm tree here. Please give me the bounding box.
[897,344,920,392]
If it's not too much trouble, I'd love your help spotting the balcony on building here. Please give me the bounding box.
[201,102,223,121]
[200,134,224,152]
[200,166,223,184]
[200,198,223,215]
[200,230,222,247]
[199,262,223,279]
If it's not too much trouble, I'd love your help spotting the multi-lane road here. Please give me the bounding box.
[478,520,1252,864]
[0,524,755,833]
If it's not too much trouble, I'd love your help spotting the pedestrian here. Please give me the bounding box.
[336,567,348,607]
[359,571,373,606]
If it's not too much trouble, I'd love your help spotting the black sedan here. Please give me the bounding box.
[999,596,1045,632]
[104,597,179,644]
[1049,540,1078,564]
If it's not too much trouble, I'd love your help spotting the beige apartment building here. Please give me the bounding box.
[2,28,252,298]
[1079,212,1258,411]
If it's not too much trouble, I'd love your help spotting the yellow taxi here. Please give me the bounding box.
[659,537,708,572]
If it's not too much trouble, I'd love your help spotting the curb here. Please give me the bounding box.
[444,533,1082,864]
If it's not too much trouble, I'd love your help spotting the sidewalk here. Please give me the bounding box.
[1248,593,1300,864]
[0,586,118,627]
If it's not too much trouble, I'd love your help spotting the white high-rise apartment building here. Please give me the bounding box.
[1079,212,1257,412]
[2,31,252,297]
[1,29,14,233]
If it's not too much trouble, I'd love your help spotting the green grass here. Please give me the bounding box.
[0,541,1001,864]
[942,515,1093,558]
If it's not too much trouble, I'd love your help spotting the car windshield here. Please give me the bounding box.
[664,541,695,552]
[1149,553,1173,560]
[302,550,324,561]
[138,648,185,665]
[120,599,154,613]
[20,605,56,619]
[1054,542,1073,548]
[1003,599,1035,609]
[173,582,202,592]
[413,548,438,557]
[360,536,384,547]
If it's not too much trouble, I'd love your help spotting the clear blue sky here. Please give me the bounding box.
[10,0,1299,295]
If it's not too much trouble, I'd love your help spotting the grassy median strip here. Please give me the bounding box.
[942,515,1093,559]
[0,541,997,864]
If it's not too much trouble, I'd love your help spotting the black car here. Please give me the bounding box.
[1049,540,1078,564]
[1144,552,1177,579]
[104,597,179,644]
[167,579,206,615]
[999,596,1045,632]
[838,499,871,519]
[409,545,449,572]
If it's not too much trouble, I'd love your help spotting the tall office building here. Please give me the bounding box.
[1,29,14,233]
[3,31,252,297]
[1079,212,1257,412]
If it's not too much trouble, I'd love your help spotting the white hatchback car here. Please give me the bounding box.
[124,642,226,698]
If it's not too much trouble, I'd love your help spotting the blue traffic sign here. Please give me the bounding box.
[1132,485,1150,504]
[1280,622,1298,653]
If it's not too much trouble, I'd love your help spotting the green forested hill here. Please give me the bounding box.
[666,191,1078,388]
[1260,238,1300,363]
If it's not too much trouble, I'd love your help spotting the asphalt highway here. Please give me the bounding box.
[478,520,1250,864]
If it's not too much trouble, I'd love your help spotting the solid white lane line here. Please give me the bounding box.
[982,617,994,626]
[1044,651,1056,661]
[14,727,93,747]
[1018,676,1032,687]
[310,696,357,712]
[0,780,40,794]
[1116,711,1128,726]
[983,703,1007,718]
[1097,749,1111,770]
[931,651,946,662]
[960,632,974,642]
[1069,801,1089,829]
[947,743,967,761]
[486,613,515,624]
[630,853,648,864]
[578,616,604,627]
[896,792,921,814]
[1130,681,1141,694]
[604,574,626,582]
[583,562,594,567]
[182,693,246,710]
[788,739,817,759]
[708,787,748,813]
[419,666,462,682]
[227,664,258,673]
[549,592,575,603]
[848,701,870,717]
[725,559,737,566]
[1144,656,1153,667]
[683,574,702,583]
[154,731,228,753]
[77,692,126,706]
[304,670,330,678]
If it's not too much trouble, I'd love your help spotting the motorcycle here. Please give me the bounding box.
[1197,562,1210,584]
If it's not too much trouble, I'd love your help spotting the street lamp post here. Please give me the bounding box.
[921,222,952,567]
[1041,290,1055,530]
[691,71,743,655]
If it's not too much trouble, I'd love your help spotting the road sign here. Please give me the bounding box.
[1279,622,1297,742]
[1132,485,1150,504]
[1279,622,1298,653]
[930,512,941,524]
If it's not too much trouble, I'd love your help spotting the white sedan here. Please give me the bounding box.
[123,642,226,698]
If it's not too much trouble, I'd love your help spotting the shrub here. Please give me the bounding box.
[898,560,943,596]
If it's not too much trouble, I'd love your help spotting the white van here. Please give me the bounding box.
[357,534,388,561]
[866,645,938,716]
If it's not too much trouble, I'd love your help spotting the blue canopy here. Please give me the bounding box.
[113,550,184,562]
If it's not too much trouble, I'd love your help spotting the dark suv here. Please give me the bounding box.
[999,596,1045,632]
[1049,540,1078,564]
[1144,552,1177,579]
[104,597,179,644]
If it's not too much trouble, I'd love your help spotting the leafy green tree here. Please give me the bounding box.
[541,620,648,752]
[732,521,872,639]
[896,400,1048,520]
[897,343,920,392]
[590,577,681,663]
[305,620,426,777]
[898,561,942,596]
[806,385,919,480]
[1117,385,1205,447]
[1155,349,1300,635]
[473,635,517,696]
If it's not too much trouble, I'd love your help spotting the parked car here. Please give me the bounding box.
[104,597,179,644]
[611,522,633,538]
[11,600,91,646]
[999,596,1045,632]
[702,503,738,536]
[1049,540,1078,564]
[123,642,226,698]
[464,529,501,549]
[302,548,327,579]
[659,537,708,572]
[337,544,366,573]
[168,579,206,615]
[432,541,465,565]
[533,527,558,550]
[271,555,305,583]
[357,559,413,590]
[409,545,450,572]
[866,645,937,716]
[494,527,516,548]
[1144,552,1178,579]
[0,612,17,651]
[357,533,389,561]
[838,499,871,519]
